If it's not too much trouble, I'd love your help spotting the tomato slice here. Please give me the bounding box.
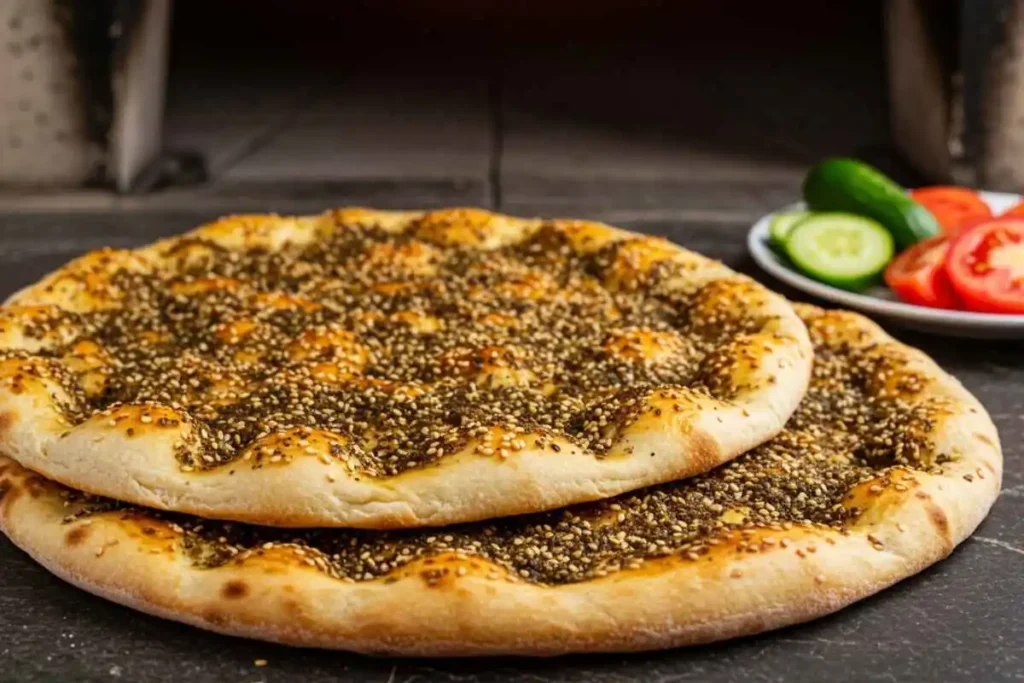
[945,219,1024,314]
[883,236,960,309]
[910,186,993,236]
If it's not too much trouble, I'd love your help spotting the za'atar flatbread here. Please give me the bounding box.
[0,305,1000,656]
[0,208,810,528]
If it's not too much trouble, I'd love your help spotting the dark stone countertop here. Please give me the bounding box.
[0,208,1021,683]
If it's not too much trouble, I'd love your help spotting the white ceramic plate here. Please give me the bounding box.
[748,190,1024,339]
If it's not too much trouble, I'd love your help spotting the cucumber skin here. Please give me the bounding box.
[768,211,809,252]
[808,267,884,293]
[802,159,940,250]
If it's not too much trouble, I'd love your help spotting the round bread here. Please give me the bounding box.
[0,208,811,528]
[0,305,1001,656]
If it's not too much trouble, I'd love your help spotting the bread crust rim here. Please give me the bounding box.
[0,306,1002,656]
[0,208,813,528]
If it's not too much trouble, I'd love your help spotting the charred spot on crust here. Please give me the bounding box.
[221,580,249,599]
[64,525,90,547]
[23,476,45,498]
[677,428,719,477]
[201,609,227,626]
[928,503,950,535]
[0,476,24,512]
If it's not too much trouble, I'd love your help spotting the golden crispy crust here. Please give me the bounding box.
[0,306,1001,656]
[0,208,812,528]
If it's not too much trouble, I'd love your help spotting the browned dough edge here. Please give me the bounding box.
[0,307,1001,656]
[0,208,812,528]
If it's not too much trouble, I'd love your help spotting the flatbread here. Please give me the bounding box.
[0,305,1001,656]
[0,208,811,528]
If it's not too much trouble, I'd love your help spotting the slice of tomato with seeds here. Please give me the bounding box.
[910,186,993,236]
[944,219,1024,314]
[883,236,960,309]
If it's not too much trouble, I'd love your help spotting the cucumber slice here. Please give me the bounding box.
[784,213,894,292]
[768,211,809,250]
[802,158,940,250]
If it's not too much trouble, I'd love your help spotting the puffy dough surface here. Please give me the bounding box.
[0,208,811,527]
[0,306,1002,655]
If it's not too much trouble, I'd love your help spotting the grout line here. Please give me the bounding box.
[0,189,767,224]
[210,84,318,179]
[504,206,767,224]
[588,209,765,223]
[0,192,120,212]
